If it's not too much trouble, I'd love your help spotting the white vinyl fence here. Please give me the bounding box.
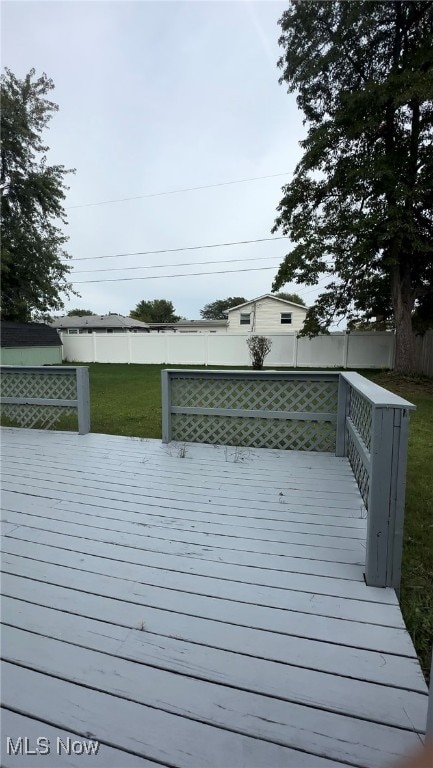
[61,331,395,369]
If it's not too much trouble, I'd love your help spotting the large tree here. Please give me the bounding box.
[272,2,433,373]
[201,297,247,320]
[130,299,180,324]
[1,68,75,322]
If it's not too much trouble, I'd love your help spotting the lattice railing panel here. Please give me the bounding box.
[1,403,76,430]
[0,369,79,431]
[347,429,370,508]
[171,377,338,414]
[1,371,77,402]
[348,388,372,451]
[172,413,336,452]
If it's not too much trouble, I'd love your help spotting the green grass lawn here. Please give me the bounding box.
[362,371,433,683]
[9,362,433,681]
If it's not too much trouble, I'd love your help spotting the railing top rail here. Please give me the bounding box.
[341,371,415,409]
[165,369,340,378]
[0,365,85,373]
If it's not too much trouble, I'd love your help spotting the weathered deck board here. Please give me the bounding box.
[1,532,398,605]
[2,569,422,693]
[2,710,159,767]
[3,663,344,768]
[1,626,424,768]
[1,505,366,562]
[1,428,428,768]
[0,560,412,655]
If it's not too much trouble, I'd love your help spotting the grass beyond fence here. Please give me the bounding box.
[7,362,433,681]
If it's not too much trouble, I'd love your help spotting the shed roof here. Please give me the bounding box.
[1,322,62,348]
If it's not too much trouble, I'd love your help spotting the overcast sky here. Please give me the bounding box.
[2,0,328,320]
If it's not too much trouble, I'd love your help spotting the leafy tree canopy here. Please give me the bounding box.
[272,1,433,372]
[67,308,95,317]
[130,299,180,324]
[201,297,247,320]
[1,68,75,322]
[273,291,306,306]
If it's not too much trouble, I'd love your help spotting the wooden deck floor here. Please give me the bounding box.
[0,428,428,767]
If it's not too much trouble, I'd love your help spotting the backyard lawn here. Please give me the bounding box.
[20,363,427,682]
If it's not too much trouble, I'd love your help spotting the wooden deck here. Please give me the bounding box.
[0,427,428,767]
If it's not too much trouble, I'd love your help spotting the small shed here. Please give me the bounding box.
[0,322,63,365]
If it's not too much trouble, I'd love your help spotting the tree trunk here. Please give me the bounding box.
[391,264,416,374]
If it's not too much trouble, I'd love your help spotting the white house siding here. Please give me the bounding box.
[227,297,307,334]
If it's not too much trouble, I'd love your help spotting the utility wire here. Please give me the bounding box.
[69,236,288,262]
[73,264,279,284]
[73,265,332,288]
[72,254,282,274]
[66,172,290,210]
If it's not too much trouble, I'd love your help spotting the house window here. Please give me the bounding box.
[280,313,292,325]
[68,329,78,334]
[240,313,251,325]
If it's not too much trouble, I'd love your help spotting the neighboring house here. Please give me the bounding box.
[0,322,63,365]
[225,294,308,334]
[51,314,150,334]
[146,296,309,334]
[148,320,228,334]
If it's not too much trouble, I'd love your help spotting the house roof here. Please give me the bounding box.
[224,294,308,313]
[148,320,227,330]
[1,322,62,348]
[51,314,150,329]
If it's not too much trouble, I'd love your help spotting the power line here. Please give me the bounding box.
[72,253,282,275]
[66,172,290,210]
[69,236,288,262]
[73,265,332,288]
[73,264,280,284]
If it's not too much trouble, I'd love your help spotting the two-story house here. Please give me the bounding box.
[225,294,308,334]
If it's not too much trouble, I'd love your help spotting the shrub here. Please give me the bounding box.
[246,335,272,370]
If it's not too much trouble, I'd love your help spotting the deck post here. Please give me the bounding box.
[76,367,90,435]
[161,369,171,443]
[335,373,349,457]
[427,648,433,738]
[365,406,395,587]
[387,408,410,592]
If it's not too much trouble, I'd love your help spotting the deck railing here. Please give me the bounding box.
[162,368,415,589]
[162,369,340,452]
[336,372,415,589]
[0,365,90,435]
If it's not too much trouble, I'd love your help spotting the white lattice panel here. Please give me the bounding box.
[171,377,338,413]
[1,372,76,401]
[1,403,76,430]
[170,376,338,452]
[172,414,336,452]
[347,430,370,508]
[348,389,372,451]
[1,370,77,430]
